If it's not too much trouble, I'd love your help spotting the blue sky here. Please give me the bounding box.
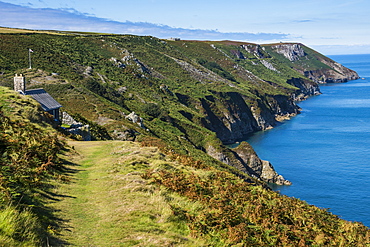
[1,0,369,55]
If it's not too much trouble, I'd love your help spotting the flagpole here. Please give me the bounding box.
[28,48,32,69]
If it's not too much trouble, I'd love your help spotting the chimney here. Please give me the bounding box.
[14,74,26,93]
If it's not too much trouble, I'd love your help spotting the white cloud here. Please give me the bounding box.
[0,1,289,43]
[1,1,369,54]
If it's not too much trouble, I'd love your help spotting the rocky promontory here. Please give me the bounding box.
[270,43,359,83]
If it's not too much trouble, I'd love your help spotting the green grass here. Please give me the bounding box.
[45,139,370,246]
[0,205,43,246]
[0,86,66,246]
[49,141,205,246]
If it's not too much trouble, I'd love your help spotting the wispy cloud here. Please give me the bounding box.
[0,1,289,42]
[294,19,314,23]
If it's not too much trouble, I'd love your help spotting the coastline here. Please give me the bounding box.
[246,54,370,225]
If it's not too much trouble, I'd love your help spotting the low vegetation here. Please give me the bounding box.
[48,140,204,246]
[0,87,65,245]
[0,28,367,246]
[141,137,370,246]
[49,138,370,246]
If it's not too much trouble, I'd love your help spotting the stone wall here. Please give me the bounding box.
[62,111,91,141]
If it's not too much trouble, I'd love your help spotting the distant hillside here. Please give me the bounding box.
[0,29,359,186]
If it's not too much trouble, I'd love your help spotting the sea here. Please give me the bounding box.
[246,54,370,227]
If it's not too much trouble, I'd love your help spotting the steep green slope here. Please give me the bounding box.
[0,31,359,185]
[0,87,65,246]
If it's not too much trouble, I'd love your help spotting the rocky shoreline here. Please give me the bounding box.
[202,44,359,185]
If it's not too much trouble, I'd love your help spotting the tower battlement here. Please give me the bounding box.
[14,74,26,93]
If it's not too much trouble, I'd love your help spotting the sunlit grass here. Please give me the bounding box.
[49,141,204,246]
[0,26,63,35]
[0,205,42,246]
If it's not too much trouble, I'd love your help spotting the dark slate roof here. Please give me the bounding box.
[25,88,62,111]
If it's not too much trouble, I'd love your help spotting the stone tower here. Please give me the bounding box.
[14,74,26,93]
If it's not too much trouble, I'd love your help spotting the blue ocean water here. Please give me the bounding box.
[247,54,370,226]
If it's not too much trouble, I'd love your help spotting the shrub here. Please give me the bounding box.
[0,109,63,204]
[142,103,162,119]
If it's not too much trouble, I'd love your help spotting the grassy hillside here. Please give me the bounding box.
[49,140,204,246]
[0,29,367,245]
[48,139,370,246]
[0,30,358,180]
[0,80,369,245]
[0,28,359,184]
[0,87,65,245]
[0,32,323,146]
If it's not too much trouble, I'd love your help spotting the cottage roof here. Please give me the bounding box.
[25,88,62,111]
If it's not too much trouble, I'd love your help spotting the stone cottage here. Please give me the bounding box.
[14,74,62,122]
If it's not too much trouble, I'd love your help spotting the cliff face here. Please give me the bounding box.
[206,141,291,185]
[199,77,317,184]
[198,78,319,144]
[232,142,291,185]
[304,66,359,83]
[195,43,358,184]
[271,43,306,61]
[269,43,359,83]
[199,92,260,144]
[287,77,321,100]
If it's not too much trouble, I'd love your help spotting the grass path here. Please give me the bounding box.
[48,140,197,246]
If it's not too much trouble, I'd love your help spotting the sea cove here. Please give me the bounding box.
[247,54,370,226]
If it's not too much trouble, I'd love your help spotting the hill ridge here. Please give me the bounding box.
[0,31,359,185]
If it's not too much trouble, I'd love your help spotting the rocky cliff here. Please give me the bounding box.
[206,141,291,185]
[304,65,359,83]
[269,43,359,83]
[232,142,291,185]
[271,43,307,61]
[193,43,355,184]
[195,73,322,145]
[198,78,317,184]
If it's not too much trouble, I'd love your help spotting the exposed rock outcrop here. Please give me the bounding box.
[304,63,359,84]
[260,160,292,185]
[272,43,307,61]
[241,44,269,59]
[232,142,291,185]
[125,112,145,128]
[199,92,260,144]
[206,142,291,185]
[197,91,303,144]
[316,57,359,83]
[270,43,359,83]
[62,111,81,126]
[61,112,91,141]
[287,77,321,101]
[260,60,279,72]
[197,73,322,185]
